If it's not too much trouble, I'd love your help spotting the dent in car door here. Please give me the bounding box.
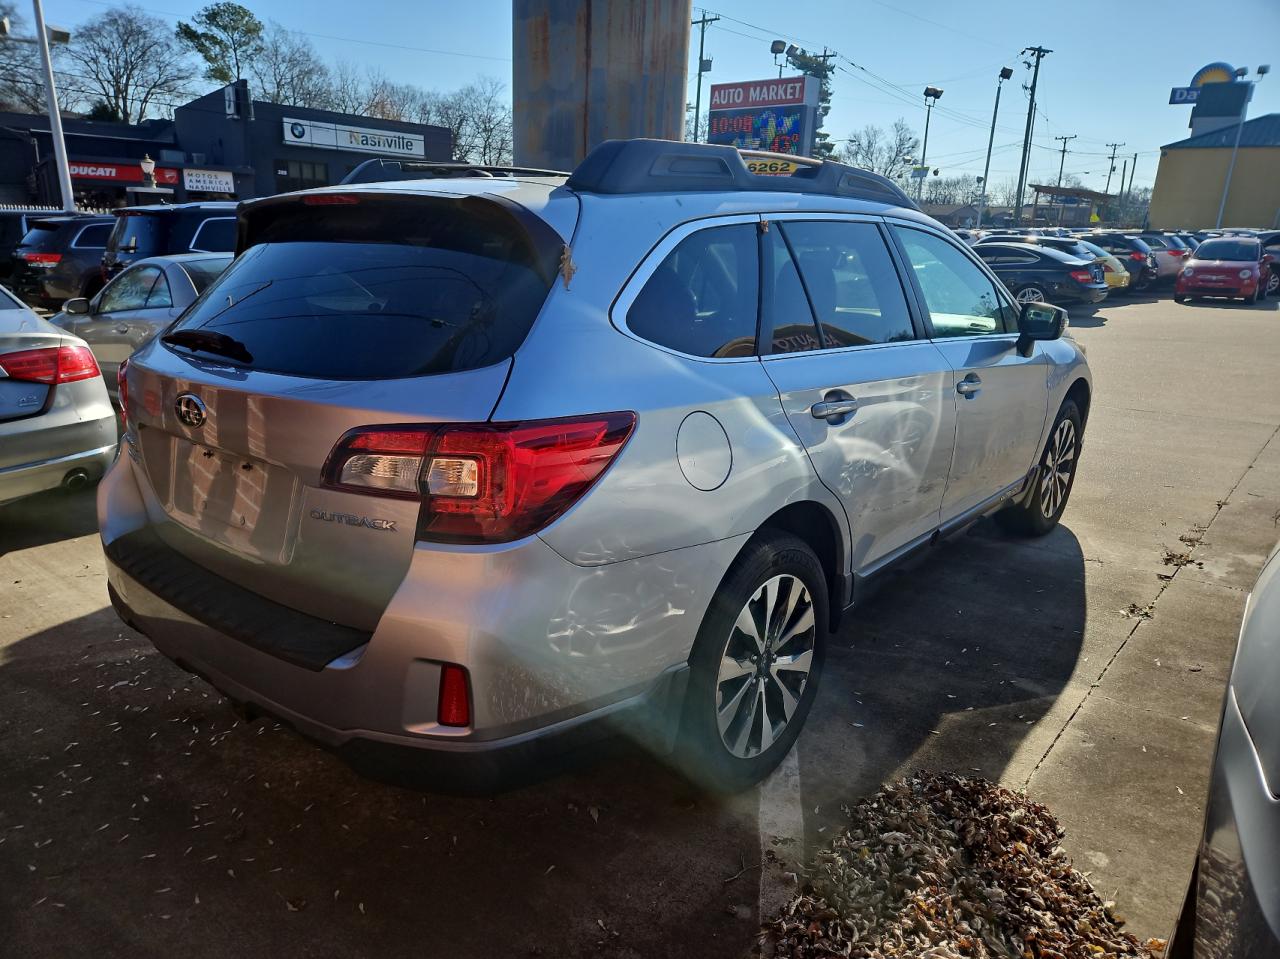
[891,225,1050,521]
[759,218,956,572]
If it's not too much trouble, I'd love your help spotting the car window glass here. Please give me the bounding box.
[779,220,914,348]
[763,230,822,354]
[1194,240,1259,261]
[190,217,237,252]
[894,227,1006,338]
[146,271,173,308]
[98,265,160,314]
[73,223,111,248]
[627,223,758,358]
[1144,236,1168,249]
[181,258,231,294]
[111,215,165,254]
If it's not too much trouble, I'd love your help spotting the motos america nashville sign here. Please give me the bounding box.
[282,117,426,157]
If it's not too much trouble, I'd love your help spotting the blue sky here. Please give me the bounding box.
[47,0,1280,190]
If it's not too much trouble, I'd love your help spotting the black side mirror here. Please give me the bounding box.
[1016,301,1068,357]
[64,297,90,316]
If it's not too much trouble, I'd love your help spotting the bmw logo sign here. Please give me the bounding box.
[290,122,306,140]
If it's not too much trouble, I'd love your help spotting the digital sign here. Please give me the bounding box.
[707,76,819,157]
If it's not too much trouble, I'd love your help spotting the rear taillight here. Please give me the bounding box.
[1128,251,1147,262]
[117,358,130,428]
[1068,269,1093,283]
[21,252,61,268]
[437,664,471,727]
[322,412,637,544]
[0,345,100,384]
[302,194,361,205]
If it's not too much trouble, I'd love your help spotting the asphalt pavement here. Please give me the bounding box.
[2,291,1278,958]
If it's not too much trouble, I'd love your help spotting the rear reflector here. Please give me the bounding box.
[437,664,470,727]
[0,345,100,384]
[322,412,636,544]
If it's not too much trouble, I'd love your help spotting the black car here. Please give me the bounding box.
[972,242,1108,305]
[1078,233,1160,292]
[8,214,115,309]
[0,209,57,282]
[102,202,238,281]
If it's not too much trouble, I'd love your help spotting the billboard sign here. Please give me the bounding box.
[707,76,819,156]
[282,117,426,157]
[1169,61,1239,105]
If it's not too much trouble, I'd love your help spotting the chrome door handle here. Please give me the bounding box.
[956,374,982,397]
[810,398,858,420]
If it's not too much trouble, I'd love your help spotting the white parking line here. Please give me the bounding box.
[757,746,804,922]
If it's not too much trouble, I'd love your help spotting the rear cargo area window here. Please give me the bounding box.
[165,197,559,380]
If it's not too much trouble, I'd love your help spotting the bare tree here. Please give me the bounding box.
[923,174,981,206]
[251,23,330,108]
[838,118,918,180]
[64,6,193,123]
[458,77,512,165]
[0,2,79,113]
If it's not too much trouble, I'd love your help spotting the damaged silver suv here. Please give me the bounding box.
[99,140,1091,792]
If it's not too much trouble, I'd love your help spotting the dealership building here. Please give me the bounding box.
[0,82,452,209]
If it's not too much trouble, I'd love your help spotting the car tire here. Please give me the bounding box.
[675,531,828,793]
[1267,272,1279,297]
[996,398,1083,537]
[1174,295,1186,303]
[1014,285,1047,304]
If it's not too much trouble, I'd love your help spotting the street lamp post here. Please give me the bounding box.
[140,154,156,189]
[976,67,1013,229]
[1215,64,1270,229]
[917,86,943,203]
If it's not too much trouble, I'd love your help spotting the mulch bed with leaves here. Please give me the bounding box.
[762,773,1167,959]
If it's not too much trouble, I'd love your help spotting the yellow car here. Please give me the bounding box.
[1075,239,1131,291]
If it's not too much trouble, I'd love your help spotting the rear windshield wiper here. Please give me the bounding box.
[161,329,254,364]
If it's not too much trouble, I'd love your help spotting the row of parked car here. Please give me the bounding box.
[952,225,1280,307]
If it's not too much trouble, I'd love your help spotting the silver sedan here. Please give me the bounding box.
[0,287,117,505]
[55,253,232,397]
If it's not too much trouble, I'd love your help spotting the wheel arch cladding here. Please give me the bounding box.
[752,501,846,632]
[1065,377,1091,428]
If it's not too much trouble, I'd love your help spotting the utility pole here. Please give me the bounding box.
[1054,134,1076,187]
[976,67,1013,229]
[690,11,718,143]
[1103,141,1124,196]
[1216,65,1268,229]
[1013,45,1050,226]
[30,0,75,212]
[1127,152,1137,199]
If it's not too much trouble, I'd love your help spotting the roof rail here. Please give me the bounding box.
[565,139,917,209]
[340,157,569,185]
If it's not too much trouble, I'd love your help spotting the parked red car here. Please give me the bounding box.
[1174,236,1272,304]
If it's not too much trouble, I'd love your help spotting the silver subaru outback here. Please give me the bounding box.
[98,140,1091,792]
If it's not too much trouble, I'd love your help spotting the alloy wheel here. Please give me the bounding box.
[1016,286,1046,304]
[715,574,816,760]
[1268,272,1278,296]
[1039,417,1077,519]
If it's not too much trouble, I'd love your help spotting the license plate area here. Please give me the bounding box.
[139,429,302,563]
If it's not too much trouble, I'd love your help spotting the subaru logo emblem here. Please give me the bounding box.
[175,393,207,428]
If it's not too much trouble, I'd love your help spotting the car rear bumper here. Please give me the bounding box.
[0,440,117,504]
[1169,688,1280,956]
[98,450,741,788]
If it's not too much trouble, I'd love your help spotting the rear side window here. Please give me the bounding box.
[189,217,236,252]
[180,258,230,294]
[72,223,111,248]
[780,220,914,347]
[627,224,758,359]
[110,214,166,254]
[167,197,558,379]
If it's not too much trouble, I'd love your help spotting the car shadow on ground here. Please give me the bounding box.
[0,486,101,558]
[0,516,1087,959]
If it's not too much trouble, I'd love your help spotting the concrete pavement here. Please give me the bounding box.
[1,292,1277,956]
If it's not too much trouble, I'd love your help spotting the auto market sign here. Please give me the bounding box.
[707,76,819,157]
[282,117,426,157]
[1169,61,1238,104]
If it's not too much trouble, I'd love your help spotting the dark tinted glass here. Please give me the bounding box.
[73,223,111,248]
[628,224,758,358]
[181,258,231,294]
[781,221,914,347]
[169,236,553,379]
[110,214,167,254]
[763,231,822,354]
[18,224,60,252]
[190,217,236,252]
[1194,239,1259,261]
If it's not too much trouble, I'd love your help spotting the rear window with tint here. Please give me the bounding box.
[166,198,558,379]
[189,217,236,252]
[18,224,61,251]
[181,258,231,294]
[109,214,167,255]
[1194,240,1259,261]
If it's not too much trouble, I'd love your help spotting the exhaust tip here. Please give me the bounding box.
[62,468,90,491]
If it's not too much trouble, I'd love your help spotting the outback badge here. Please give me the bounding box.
[310,508,397,532]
